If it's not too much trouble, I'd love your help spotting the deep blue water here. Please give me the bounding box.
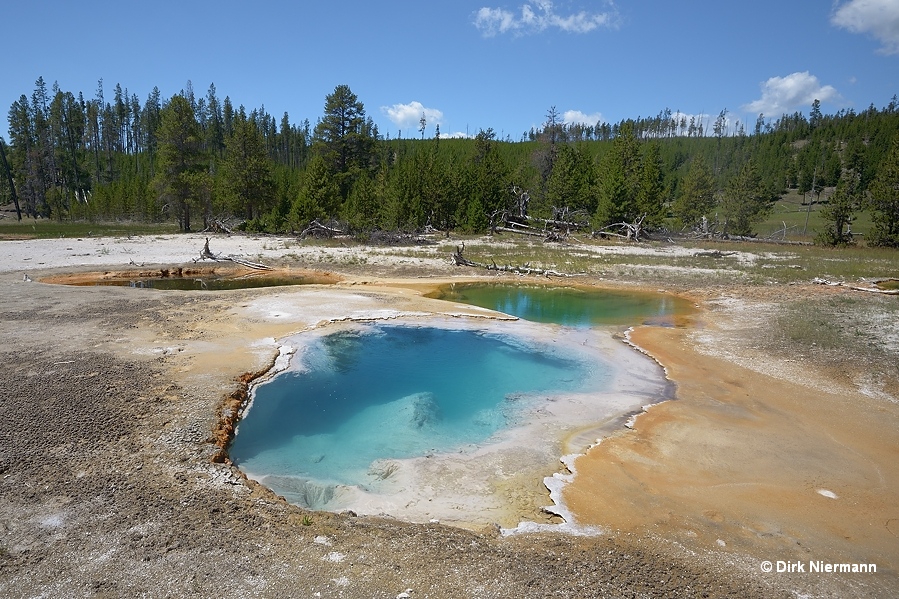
[230,324,607,499]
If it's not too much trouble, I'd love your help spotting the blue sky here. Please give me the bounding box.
[2,0,898,140]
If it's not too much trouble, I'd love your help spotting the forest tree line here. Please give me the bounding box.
[2,77,899,246]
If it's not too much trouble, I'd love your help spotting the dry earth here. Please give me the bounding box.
[0,233,896,598]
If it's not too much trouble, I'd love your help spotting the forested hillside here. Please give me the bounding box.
[2,77,898,246]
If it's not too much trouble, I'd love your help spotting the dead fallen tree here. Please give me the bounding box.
[488,187,591,243]
[195,237,272,270]
[591,215,648,241]
[300,219,347,238]
[491,186,666,244]
[812,277,899,295]
[675,215,811,246]
[367,230,436,246]
[201,217,237,235]
[451,244,571,277]
[694,250,738,258]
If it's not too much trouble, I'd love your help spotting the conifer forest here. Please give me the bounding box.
[2,77,899,246]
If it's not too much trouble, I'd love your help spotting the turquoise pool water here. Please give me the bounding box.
[429,283,688,327]
[230,323,609,507]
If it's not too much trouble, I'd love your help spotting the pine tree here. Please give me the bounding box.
[49,88,89,209]
[594,160,629,227]
[222,96,234,138]
[868,136,899,247]
[380,157,417,230]
[718,160,771,236]
[289,154,340,228]
[535,106,562,192]
[545,143,595,214]
[421,146,453,230]
[816,169,857,246]
[223,107,274,221]
[637,143,666,226]
[205,83,225,156]
[809,99,823,129]
[313,85,375,199]
[469,129,509,230]
[154,94,206,231]
[594,122,639,226]
[343,171,379,232]
[672,155,716,229]
[713,108,727,174]
[7,95,39,216]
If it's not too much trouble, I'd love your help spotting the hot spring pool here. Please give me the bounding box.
[230,323,611,509]
[428,283,691,327]
[230,285,678,525]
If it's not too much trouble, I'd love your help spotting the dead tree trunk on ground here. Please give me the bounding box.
[592,215,647,241]
[300,219,346,238]
[813,277,899,295]
[196,238,272,270]
[451,244,570,277]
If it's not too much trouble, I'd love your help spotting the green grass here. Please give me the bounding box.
[755,188,874,242]
[676,241,899,284]
[438,235,899,287]
[0,218,179,239]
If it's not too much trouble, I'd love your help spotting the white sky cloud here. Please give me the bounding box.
[380,101,445,129]
[474,1,618,37]
[439,131,471,139]
[562,110,603,126]
[741,72,839,115]
[668,111,712,132]
[832,0,899,55]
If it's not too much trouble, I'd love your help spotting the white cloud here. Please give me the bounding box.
[832,0,899,55]
[562,110,603,126]
[439,131,471,139]
[380,101,445,129]
[667,111,712,134]
[474,1,618,37]
[474,7,519,36]
[742,72,839,115]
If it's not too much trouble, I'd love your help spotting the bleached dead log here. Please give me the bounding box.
[495,226,546,238]
[525,215,588,230]
[451,243,480,267]
[202,218,234,234]
[695,250,737,258]
[227,256,273,270]
[451,244,571,277]
[195,237,272,270]
[764,221,795,241]
[592,215,647,241]
[490,192,590,240]
[368,230,435,246]
[300,219,346,238]
[812,277,899,295]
